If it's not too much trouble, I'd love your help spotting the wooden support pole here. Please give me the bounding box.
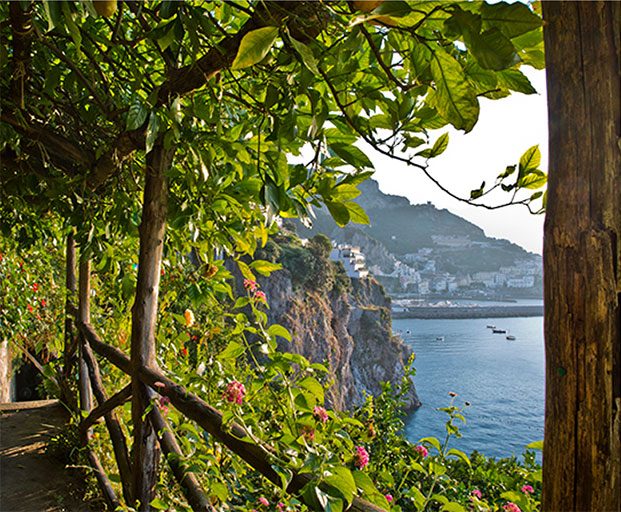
[542,2,621,511]
[61,231,78,410]
[81,341,133,504]
[130,144,173,509]
[81,384,131,435]
[147,389,215,512]
[86,447,122,511]
[78,259,92,414]
[76,321,387,512]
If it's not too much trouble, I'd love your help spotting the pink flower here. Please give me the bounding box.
[254,290,267,301]
[385,494,393,503]
[354,446,369,469]
[277,503,285,512]
[244,279,258,292]
[154,381,165,388]
[313,406,329,423]
[224,381,245,404]
[502,503,521,512]
[414,445,428,458]
[521,485,534,494]
[159,396,170,407]
[471,489,482,499]
[258,497,269,506]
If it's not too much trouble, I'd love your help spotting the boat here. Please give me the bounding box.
[506,335,516,340]
[435,336,445,341]
[486,324,496,329]
[492,328,507,334]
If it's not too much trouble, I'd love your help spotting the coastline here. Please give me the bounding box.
[392,305,543,319]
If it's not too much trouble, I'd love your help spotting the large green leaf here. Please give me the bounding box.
[232,26,279,70]
[430,48,479,132]
[497,69,537,94]
[126,99,148,131]
[469,28,521,71]
[329,144,374,169]
[326,201,350,227]
[481,1,543,39]
[289,36,320,75]
[519,145,541,175]
[344,201,370,225]
[324,467,356,505]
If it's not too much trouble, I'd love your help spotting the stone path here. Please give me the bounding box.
[0,400,97,512]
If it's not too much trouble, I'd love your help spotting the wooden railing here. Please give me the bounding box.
[59,245,385,511]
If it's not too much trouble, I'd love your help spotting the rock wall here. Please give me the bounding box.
[245,267,420,411]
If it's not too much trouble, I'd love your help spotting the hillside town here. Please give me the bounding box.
[328,241,543,299]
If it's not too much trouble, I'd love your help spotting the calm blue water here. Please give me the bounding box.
[395,316,545,460]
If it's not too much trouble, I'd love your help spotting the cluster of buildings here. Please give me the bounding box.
[328,242,541,297]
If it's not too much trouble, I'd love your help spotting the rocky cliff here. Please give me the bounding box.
[232,252,420,411]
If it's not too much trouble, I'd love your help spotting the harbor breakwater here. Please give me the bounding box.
[392,305,543,319]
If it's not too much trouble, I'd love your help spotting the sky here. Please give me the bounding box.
[368,68,548,255]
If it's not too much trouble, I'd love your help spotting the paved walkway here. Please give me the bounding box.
[0,400,97,512]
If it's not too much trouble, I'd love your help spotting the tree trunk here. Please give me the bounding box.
[542,2,620,510]
[130,144,174,510]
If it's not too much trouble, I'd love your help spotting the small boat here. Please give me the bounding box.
[506,335,516,340]
[406,330,411,334]
[492,328,507,334]
[486,324,496,329]
[435,336,445,341]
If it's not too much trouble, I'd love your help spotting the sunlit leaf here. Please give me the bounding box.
[232,26,279,70]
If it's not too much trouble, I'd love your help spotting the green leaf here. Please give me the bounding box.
[482,1,543,39]
[469,28,521,71]
[333,184,361,201]
[352,470,390,508]
[326,201,350,227]
[250,260,282,276]
[430,48,480,132]
[518,173,546,189]
[324,467,356,504]
[329,144,374,169]
[127,100,148,131]
[446,448,471,466]
[237,260,256,281]
[417,436,442,454]
[442,503,466,512]
[217,340,245,361]
[344,201,370,225]
[525,440,544,451]
[232,26,279,70]
[519,145,541,174]
[145,112,160,154]
[430,132,449,157]
[150,498,169,510]
[497,69,537,94]
[298,376,324,402]
[268,324,292,342]
[289,36,320,75]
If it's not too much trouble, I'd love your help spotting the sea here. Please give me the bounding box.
[394,309,545,461]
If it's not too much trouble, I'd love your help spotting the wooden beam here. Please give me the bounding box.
[80,384,131,435]
[78,260,92,414]
[81,341,133,504]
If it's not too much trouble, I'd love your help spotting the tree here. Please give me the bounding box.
[1,1,550,510]
[541,2,620,510]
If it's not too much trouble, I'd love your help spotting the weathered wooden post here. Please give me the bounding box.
[130,144,174,509]
[60,231,77,409]
[78,258,92,414]
[542,2,620,510]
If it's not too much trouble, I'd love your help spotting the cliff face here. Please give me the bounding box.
[254,268,420,411]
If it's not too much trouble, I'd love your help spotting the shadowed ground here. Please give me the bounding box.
[0,400,99,512]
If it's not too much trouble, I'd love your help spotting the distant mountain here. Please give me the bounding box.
[295,179,538,277]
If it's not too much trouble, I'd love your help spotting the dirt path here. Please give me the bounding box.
[0,400,99,512]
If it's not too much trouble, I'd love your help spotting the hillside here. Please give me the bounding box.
[296,179,539,277]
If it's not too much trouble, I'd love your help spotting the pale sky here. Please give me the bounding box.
[369,68,548,254]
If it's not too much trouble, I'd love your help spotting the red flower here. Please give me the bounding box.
[40,299,46,307]
[32,282,39,292]
[27,304,34,313]
[181,347,188,356]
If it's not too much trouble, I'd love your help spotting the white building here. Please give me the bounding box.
[330,244,369,279]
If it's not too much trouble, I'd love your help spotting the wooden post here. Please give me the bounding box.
[130,144,174,509]
[542,2,620,510]
[61,231,77,410]
[78,259,92,414]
